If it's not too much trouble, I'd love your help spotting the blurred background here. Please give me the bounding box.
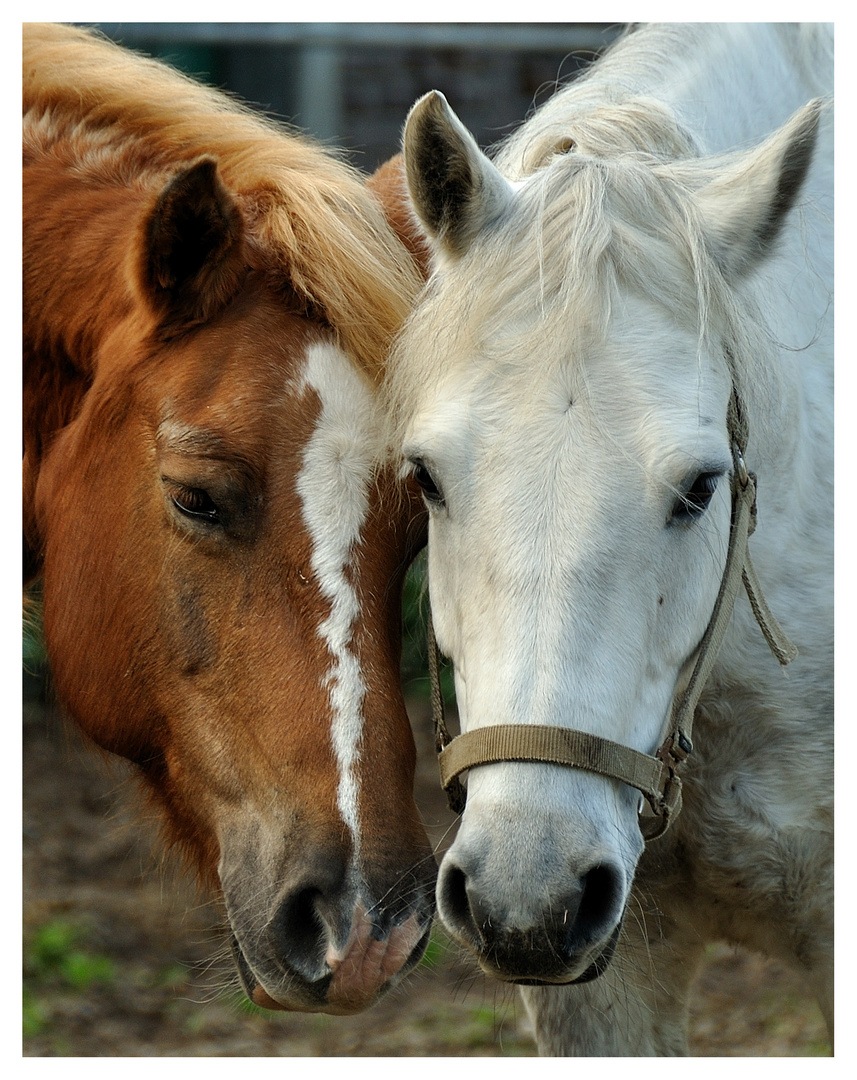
[85,23,623,171]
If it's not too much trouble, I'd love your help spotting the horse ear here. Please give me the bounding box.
[143,158,246,334]
[367,154,432,279]
[403,90,513,260]
[696,99,824,280]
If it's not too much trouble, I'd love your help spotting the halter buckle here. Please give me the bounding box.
[655,731,692,769]
[640,769,684,841]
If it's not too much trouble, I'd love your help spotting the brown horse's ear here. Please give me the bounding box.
[367,154,431,280]
[143,158,247,335]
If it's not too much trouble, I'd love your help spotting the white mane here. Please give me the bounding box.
[386,104,790,456]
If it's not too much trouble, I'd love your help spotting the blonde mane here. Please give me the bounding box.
[23,22,422,382]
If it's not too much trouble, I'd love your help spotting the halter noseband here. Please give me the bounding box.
[427,389,797,841]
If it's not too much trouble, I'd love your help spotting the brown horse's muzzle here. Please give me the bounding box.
[231,906,432,1015]
[220,825,435,1014]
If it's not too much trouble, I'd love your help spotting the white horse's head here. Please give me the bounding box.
[389,91,822,984]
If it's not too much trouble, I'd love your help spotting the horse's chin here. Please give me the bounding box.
[229,918,433,1015]
[230,931,341,1014]
[478,920,622,988]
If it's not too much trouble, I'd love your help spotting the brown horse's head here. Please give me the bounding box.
[23,23,433,1015]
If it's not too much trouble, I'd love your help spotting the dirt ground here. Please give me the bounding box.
[23,676,831,1058]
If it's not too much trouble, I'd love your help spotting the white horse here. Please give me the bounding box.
[387,24,833,1055]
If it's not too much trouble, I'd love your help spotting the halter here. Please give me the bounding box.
[427,389,798,840]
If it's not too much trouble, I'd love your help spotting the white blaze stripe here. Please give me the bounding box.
[296,343,378,852]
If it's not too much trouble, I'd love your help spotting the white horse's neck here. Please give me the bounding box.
[498,24,833,174]
[602,24,831,149]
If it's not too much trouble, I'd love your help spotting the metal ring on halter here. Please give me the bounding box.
[733,443,750,487]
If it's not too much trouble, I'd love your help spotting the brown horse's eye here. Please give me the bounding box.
[165,480,221,524]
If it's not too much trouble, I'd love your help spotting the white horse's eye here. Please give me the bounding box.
[409,459,444,505]
[670,471,721,524]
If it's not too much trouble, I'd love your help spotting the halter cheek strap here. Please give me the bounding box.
[428,390,798,840]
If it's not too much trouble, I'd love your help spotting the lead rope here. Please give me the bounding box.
[427,389,797,839]
[427,614,466,814]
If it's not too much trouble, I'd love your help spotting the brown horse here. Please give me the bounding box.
[23,22,434,1016]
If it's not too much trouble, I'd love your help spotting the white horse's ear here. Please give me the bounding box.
[403,90,514,259]
[697,99,825,280]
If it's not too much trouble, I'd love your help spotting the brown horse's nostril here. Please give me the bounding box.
[268,886,331,982]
